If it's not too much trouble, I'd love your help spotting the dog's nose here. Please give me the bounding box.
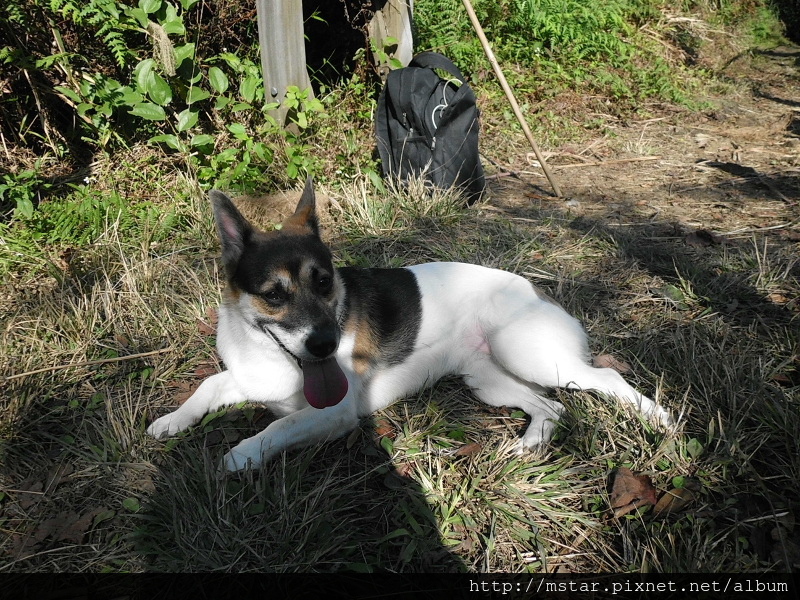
[305,327,338,358]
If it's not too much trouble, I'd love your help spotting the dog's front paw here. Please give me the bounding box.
[638,398,674,429]
[221,447,257,473]
[221,436,272,473]
[146,411,195,439]
[516,414,559,455]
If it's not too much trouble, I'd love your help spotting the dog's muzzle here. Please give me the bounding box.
[300,324,348,409]
[305,325,339,359]
[257,319,348,408]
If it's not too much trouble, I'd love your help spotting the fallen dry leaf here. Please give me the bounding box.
[593,354,632,374]
[781,229,800,242]
[685,229,722,248]
[196,307,219,336]
[45,463,75,492]
[193,360,217,379]
[767,292,789,305]
[454,442,482,457]
[172,380,199,405]
[450,523,477,553]
[771,372,798,387]
[374,418,396,440]
[32,508,105,545]
[384,464,414,490]
[394,462,414,478]
[15,478,44,510]
[653,487,696,518]
[610,467,658,518]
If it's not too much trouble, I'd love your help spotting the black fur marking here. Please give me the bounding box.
[211,190,252,275]
[232,233,334,299]
[338,267,422,367]
[256,318,303,367]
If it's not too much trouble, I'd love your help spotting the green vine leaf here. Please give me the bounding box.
[208,66,228,94]
[185,86,210,104]
[138,0,162,15]
[175,108,197,132]
[129,102,166,120]
[147,71,172,106]
[240,76,258,103]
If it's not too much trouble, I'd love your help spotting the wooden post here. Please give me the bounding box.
[368,0,415,75]
[255,0,312,125]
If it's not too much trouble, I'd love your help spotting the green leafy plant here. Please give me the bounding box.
[414,0,684,101]
[0,165,51,219]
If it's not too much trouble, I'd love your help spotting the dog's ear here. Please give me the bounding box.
[283,176,319,237]
[210,190,251,272]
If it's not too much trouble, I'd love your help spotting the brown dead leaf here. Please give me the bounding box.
[685,229,722,248]
[781,229,800,242]
[454,442,482,457]
[384,465,413,490]
[772,371,799,387]
[193,360,217,379]
[450,524,478,553]
[195,307,219,336]
[10,533,38,559]
[45,463,74,492]
[767,292,789,305]
[593,354,632,374]
[394,462,414,478]
[610,467,658,518]
[653,487,696,518]
[172,380,199,405]
[374,418,396,440]
[15,478,44,510]
[33,512,80,544]
[31,508,106,546]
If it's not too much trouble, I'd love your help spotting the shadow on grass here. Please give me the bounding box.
[134,410,467,573]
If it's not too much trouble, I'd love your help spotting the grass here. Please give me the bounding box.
[1,163,798,572]
[1,0,798,575]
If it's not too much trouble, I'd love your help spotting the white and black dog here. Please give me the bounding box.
[147,178,671,471]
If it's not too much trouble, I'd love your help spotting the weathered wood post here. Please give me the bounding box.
[255,0,414,124]
[368,0,415,74]
[255,0,312,125]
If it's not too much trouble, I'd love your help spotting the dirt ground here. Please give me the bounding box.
[493,45,799,250]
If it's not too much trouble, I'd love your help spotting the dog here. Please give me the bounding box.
[147,178,671,472]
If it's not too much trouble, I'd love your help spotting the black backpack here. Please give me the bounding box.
[375,52,485,204]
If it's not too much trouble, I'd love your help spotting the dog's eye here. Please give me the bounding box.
[263,290,286,306]
[315,274,333,294]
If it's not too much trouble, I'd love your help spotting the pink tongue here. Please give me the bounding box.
[302,357,349,409]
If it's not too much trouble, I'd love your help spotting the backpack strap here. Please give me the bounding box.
[408,51,467,83]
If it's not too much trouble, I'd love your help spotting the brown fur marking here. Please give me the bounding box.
[347,314,381,376]
[250,295,288,319]
[281,205,315,234]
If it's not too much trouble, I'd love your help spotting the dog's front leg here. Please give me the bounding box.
[222,396,359,472]
[147,371,246,439]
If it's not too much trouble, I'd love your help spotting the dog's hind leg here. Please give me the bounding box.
[464,362,564,452]
[558,362,672,426]
[487,311,671,426]
[147,371,246,439]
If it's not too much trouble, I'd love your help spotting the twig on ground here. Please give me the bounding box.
[6,347,173,381]
[549,156,662,169]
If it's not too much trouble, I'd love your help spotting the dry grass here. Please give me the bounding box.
[1,155,797,572]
